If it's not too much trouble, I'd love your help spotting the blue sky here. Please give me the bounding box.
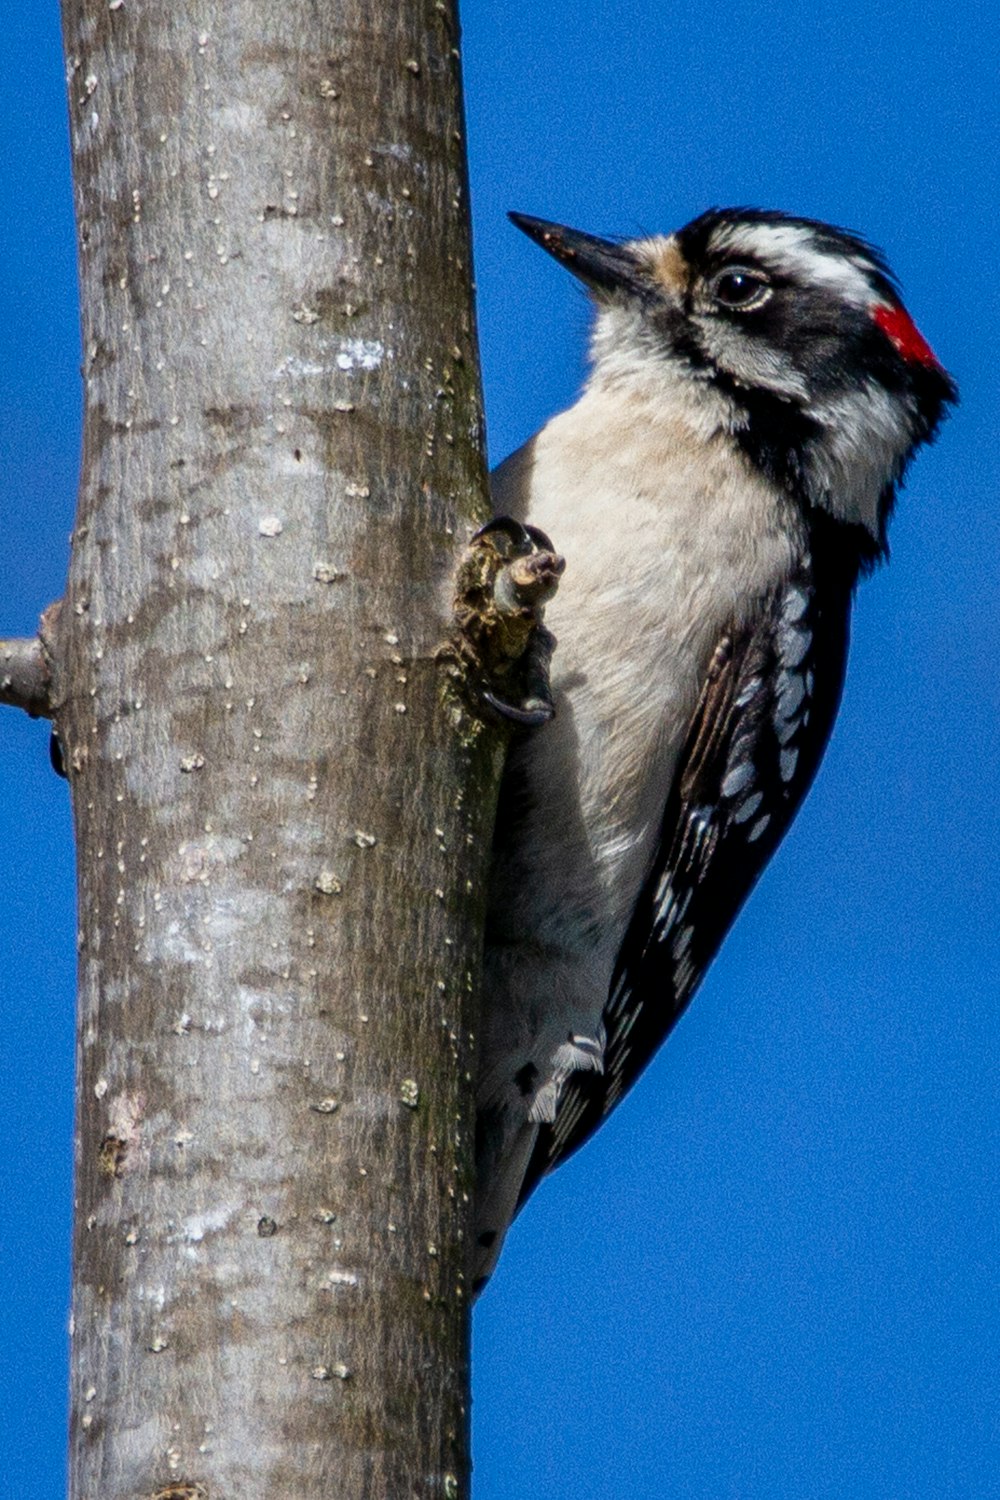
[2,2,997,1495]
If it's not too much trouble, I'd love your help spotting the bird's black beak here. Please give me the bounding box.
[509,213,645,297]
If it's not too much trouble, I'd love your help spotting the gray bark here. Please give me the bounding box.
[0,634,53,716]
[50,0,495,1494]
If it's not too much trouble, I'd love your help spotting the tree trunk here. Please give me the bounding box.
[50,0,494,1493]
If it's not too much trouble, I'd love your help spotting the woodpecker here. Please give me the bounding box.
[474,207,956,1293]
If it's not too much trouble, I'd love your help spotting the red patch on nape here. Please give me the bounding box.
[872,303,941,368]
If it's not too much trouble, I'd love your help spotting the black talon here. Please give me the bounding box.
[471,516,555,556]
[522,522,556,553]
[481,690,555,728]
[471,516,532,551]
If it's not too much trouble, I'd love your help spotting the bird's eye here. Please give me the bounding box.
[710,268,771,311]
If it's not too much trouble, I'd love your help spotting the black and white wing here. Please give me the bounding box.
[517,546,856,1206]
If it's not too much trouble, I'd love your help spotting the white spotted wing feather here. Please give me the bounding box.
[515,547,854,1204]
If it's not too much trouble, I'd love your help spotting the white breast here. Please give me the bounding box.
[489,366,800,1013]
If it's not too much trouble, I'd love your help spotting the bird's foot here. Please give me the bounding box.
[450,516,564,726]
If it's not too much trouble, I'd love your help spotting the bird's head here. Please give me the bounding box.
[510,207,957,558]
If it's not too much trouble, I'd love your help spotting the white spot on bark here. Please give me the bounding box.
[327,1268,359,1289]
[272,355,327,378]
[310,1097,339,1115]
[181,1206,232,1243]
[336,338,384,371]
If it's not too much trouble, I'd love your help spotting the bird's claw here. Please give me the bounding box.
[450,515,563,728]
[480,689,555,727]
[471,516,557,556]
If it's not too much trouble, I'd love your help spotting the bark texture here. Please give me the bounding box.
[55,1,493,1494]
[0,635,53,716]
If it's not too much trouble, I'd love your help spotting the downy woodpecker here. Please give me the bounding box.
[474,207,955,1293]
